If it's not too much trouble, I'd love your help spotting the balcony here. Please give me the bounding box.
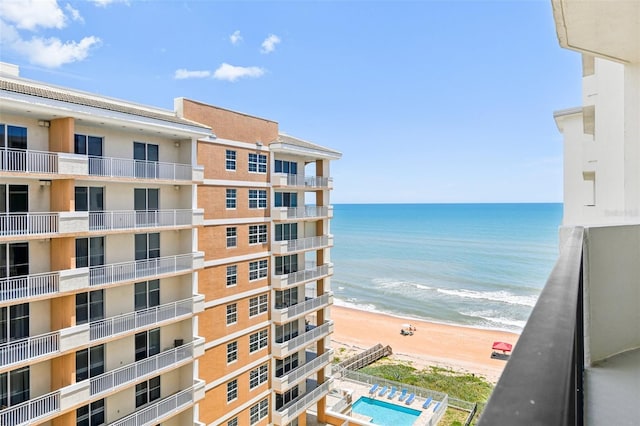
[271,235,333,255]
[109,379,205,426]
[273,321,334,358]
[272,263,332,290]
[272,293,333,324]
[479,225,640,425]
[0,271,60,304]
[88,156,192,181]
[88,252,204,288]
[0,331,60,370]
[0,148,61,175]
[0,389,60,426]
[272,378,333,425]
[273,350,333,392]
[271,205,333,221]
[88,209,202,232]
[271,173,334,190]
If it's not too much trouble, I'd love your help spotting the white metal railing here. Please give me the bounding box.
[0,148,58,174]
[91,341,195,395]
[88,156,192,181]
[90,298,194,341]
[285,206,329,219]
[109,381,200,426]
[280,350,333,385]
[0,272,59,302]
[89,210,193,231]
[0,213,59,236]
[0,389,60,425]
[0,331,60,368]
[304,176,331,188]
[280,293,331,318]
[89,253,195,286]
[276,379,333,421]
[277,264,330,287]
[284,235,329,252]
[277,321,333,352]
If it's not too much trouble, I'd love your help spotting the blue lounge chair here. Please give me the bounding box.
[387,387,397,399]
[433,402,441,412]
[368,384,379,394]
[378,386,388,396]
[398,389,408,401]
[405,393,415,404]
[422,397,432,409]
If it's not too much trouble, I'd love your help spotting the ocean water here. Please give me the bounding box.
[330,203,563,333]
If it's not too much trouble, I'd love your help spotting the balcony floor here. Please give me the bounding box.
[585,347,640,426]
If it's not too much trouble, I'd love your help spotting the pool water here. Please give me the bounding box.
[352,396,421,425]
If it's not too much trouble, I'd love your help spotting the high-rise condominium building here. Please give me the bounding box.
[0,62,340,426]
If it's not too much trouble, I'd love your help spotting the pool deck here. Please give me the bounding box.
[331,378,440,425]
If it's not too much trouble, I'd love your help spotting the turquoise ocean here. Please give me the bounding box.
[330,203,563,333]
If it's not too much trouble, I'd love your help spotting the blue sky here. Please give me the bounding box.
[0,0,581,203]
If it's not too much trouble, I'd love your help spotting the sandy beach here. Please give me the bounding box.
[330,305,520,383]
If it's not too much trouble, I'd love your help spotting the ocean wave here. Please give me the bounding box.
[333,297,377,312]
[371,278,432,291]
[436,288,537,307]
[461,310,527,330]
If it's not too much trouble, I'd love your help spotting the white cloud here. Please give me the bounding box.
[87,0,129,7]
[0,0,66,30]
[230,30,242,45]
[12,35,102,68]
[213,63,265,82]
[65,4,84,23]
[174,69,211,80]
[260,34,281,54]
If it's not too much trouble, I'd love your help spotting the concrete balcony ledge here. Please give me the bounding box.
[192,165,205,183]
[272,293,333,324]
[273,350,333,392]
[273,379,333,425]
[272,263,333,290]
[59,324,90,352]
[273,321,334,358]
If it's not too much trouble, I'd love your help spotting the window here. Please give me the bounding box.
[133,142,159,178]
[228,418,238,426]
[274,160,297,175]
[226,341,238,364]
[276,352,299,377]
[135,328,160,361]
[275,255,298,275]
[248,153,267,173]
[226,303,237,325]
[226,265,237,287]
[76,290,104,325]
[226,150,236,171]
[0,366,30,408]
[76,345,104,382]
[226,379,238,402]
[0,125,27,171]
[75,237,105,268]
[135,376,160,407]
[248,189,267,209]
[76,399,104,426]
[249,398,269,425]
[249,329,268,353]
[226,189,237,209]
[249,260,268,281]
[74,134,103,156]
[135,280,159,311]
[135,233,160,260]
[249,364,268,389]
[274,192,298,208]
[249,294,268,317]
[0,242,29,278]
[248,225,267,244]
[0,184,28,214]
[276,321,299,344]
[134,188,159,226]
[226,227,237,248]
[275,288,298,309]
[74,187,104,212]
[274,223,298,242]
[0,303,29,344]
[276,385,299,410]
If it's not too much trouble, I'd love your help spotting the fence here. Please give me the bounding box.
[336,343,393,371]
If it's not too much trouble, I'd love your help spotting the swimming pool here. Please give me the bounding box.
[352,396,421,425]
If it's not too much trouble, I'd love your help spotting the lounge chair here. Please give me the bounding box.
[398,389,408,401]
[368,383,379,394]
[422,397,432,409]
[378,386,388,396]
[405,393,415,405]
[433,402,441,412]
[387,387,397,399]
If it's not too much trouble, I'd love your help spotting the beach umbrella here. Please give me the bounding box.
[492,341,513,352]
[401,323,412,329]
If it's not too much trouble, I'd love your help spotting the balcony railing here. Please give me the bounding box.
[91,339,199,396]
[274,321,333,357]
[284,206,328,220]
[273,264,331,289]
[273,293,332,323]
[109,380,204,426]
[0,272,59,303]
[0,148,58,174]
[274,379,333,425]
[89,210,194,231]
[0,213,59,236]
[273,173,333,189]
[274,350,333,391]
[0,389,60,425]
[0,331,60,369]
[89,253,195,287]
[478,227,584,426]
[272,235,330,255]
[88,156,192,181]
[90,297,195,341]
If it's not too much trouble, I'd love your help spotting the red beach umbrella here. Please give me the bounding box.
[492,341,513,352]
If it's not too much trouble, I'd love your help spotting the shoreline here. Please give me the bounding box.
[330,305,520,383]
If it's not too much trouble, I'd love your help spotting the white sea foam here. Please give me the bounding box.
[415,284,432,290]
[437,288,537,307]
[334,297,377,312]
[461,310,527,330]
